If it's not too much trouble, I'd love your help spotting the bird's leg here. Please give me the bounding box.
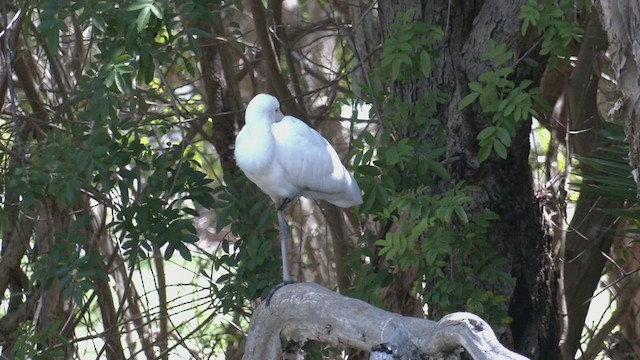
[263,206,294,306]
[277,209,292,282]
[277,197,293,212]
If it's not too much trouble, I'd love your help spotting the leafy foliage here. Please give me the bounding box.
[208,175,283,311]
[2,0,618,357]
[345,13,515,324]
[459,40,548,162]
[3,0,222,357]
[519,0,584,57]
[380,9,444,81]
[575,123,638,218]
[11,322,68,359]
[31,215,109,306]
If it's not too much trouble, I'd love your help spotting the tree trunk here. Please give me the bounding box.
[178,4,244,174]
[596,2,640,358]
[596,0,640,358]
[532,11,615,358]
[378,2,559,358]
[596,1,640,197]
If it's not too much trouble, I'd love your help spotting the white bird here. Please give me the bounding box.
[234,93,362,283]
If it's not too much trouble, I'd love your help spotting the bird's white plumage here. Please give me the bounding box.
[234,93,362,208]
[235,93,361,282]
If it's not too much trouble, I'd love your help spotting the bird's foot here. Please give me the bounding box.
[264,280,295,306]
[277,198,294,212]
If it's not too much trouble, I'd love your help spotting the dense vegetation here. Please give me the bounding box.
[0,0,638,359]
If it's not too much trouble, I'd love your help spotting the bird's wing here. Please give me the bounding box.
[271,116,351,197]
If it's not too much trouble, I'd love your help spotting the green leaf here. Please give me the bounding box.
[127,0,153,11]
[92,15,107,32]
[503,102,515,117]
[360,185,377,213]
[454,206,469,223]
[420,50,432,78]
[514,92,529,105]
[137,6,152,32]
[493,52,513,67]
[391,59,402,80]
[386,147,400,166]
[380,51,394,68]
[497,99,509,113]
[216,207,230,233]
[496,127,511,146]
[477,143,492,162]
[164,244,175,259]
[150,4,163,19]
[177,243,192,261]
[514,106,523,122]
[478,71,497,83]
[397,42,412,53]
[363,131,376,146]
[358,165,380,177]
[185,30,203,57]
[114,71,127,93]
[458,92,480,110]
[114,53,133,64]
[493,138,508,159]
[477,126,497,141]
[375,238,388,248]
[429,161,450,180]
[495,67,514,79]
[47,31,60,52]
[521,20,530,36]
[468,82,483,92]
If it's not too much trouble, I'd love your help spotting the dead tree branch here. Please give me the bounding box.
[243,283,528,360]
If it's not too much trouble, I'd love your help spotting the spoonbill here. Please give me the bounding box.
[234,93,362,283]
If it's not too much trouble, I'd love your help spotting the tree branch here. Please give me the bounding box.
[561,12,616,359]
[566,13,606,156]
[579,272,640,360]
[0,207,34,303]
[153,246,169,360]
[243,283,528,360]
[248,0,302,118]
[0,6,26,112]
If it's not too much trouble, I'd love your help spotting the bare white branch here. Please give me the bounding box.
[242,283,528,360]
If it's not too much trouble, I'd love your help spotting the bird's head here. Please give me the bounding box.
[245,93,283,125]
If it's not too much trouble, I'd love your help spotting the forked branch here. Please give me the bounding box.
[243,283,528,360]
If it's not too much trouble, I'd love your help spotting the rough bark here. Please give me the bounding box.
[532,12,617,359]
[205,22,245,175]
[596,1,640,196]
[613,238,640,358]
[594,2,640,358]
[378,1,558,358]
[243,283,528,360]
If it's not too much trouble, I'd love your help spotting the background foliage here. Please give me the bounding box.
[0,0,638,359]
